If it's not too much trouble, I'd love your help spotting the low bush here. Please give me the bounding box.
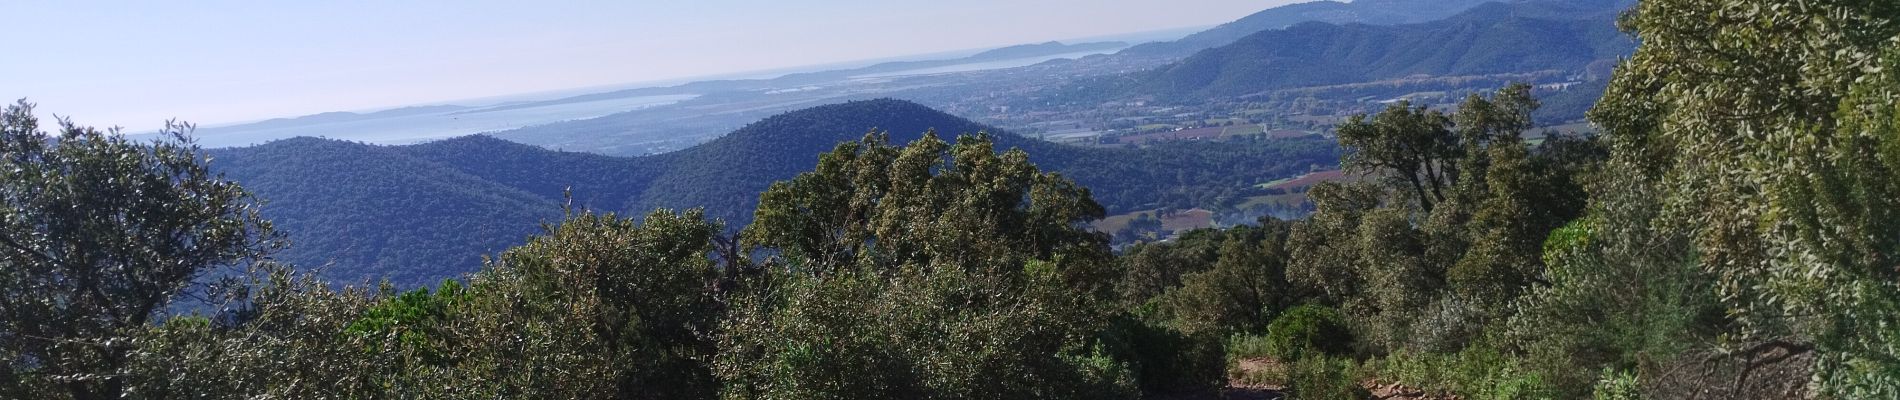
[1590,368,1641,400]
[1288,355,1368,399]
[1227,333,1275,360]
[1376,346,1556,399]
[1266,305,1352,358]
[1226,334,1287,387]
[1101,316,1227,395]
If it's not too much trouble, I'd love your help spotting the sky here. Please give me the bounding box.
[3,1,1300,130]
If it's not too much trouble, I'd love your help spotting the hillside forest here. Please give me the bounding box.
[3,0,1900,399]
[206,99,1339,285]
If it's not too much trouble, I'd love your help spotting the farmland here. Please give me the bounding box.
[1255,169,1351,190]
[1093,208,1218,242]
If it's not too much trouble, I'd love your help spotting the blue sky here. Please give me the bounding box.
[3,1,1297,130]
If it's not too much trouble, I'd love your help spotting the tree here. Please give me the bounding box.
[1116,229,1224,308]
[400,209,724,399]
[1158,219,1295,335]
[1284,182,1384,305]
[719,132,1137,399]
[116,210,727,400]
[1435,87,1587,315]
[1591,0,1900,395]
[1284,179,1440,354]
[122,264,383,398]
[743,131,1114,294]
[1287,85,1599,357]
[1443,139,1550,312]
[1336,101,1458,212]
[0,101,278,399]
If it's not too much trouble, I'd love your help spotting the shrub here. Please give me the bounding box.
[1266,305,1352,359]
[1062,347,1143,400]
[344,280,472,365]
[1591,369,1642,400]
[1376,346,1556,399]
[1227,333,1275,360]
[1288,355,1368,400]
[1101,316,1227,395]
[1226,333,1286,387]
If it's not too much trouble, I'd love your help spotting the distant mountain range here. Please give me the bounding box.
[482,0,1635,155]
[196,1,1640,285]
[489,0,1528,112]
[1116,0,1502,59]
[223,105,474,131]
[1059,1,1633,102]
[463,41,1130,115]
[179,0,1615,155]
[214,99,1336,285]
[176,40,1130,149]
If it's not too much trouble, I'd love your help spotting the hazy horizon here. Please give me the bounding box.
[188,24,1200,130]
[3,1,1302,130]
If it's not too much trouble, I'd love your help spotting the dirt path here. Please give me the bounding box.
[1226,358,1288,399]
[1363,381,1449,400]
[1212,357,1452,400]
[1143,357,1288,400]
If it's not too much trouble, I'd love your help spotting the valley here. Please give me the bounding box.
[193,0,1638,284]
[212,99,1339,284]
[179,0,1618,159]
[15,0,1880,398]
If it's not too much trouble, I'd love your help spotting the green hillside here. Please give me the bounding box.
[211,138,561,284]
[214,99,1336,284]
[634,99,1337,222]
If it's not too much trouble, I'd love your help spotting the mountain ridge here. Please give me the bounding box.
[213,99,1337,285]
[1115,0,1499,59]
[1105,1,1635,100]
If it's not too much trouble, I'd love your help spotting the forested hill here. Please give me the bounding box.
[634,99,1335,223]
[1115,0,1498,59]
[213,99,1337,285]
[210,137,563,285]
[394,135,652,212]
[1116,1,1634,100]
[630,99,1015,225]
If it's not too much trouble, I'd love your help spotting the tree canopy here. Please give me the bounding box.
[0,101,278,399]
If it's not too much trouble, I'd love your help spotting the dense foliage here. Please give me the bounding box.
[211,137,562,284]
[1112,84,1615,397]
[1119,0,1900,396]
[1584,0,1900,395]
[1264,305,1352,359]
[718,133,1134,399]
[0,101,278,399]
